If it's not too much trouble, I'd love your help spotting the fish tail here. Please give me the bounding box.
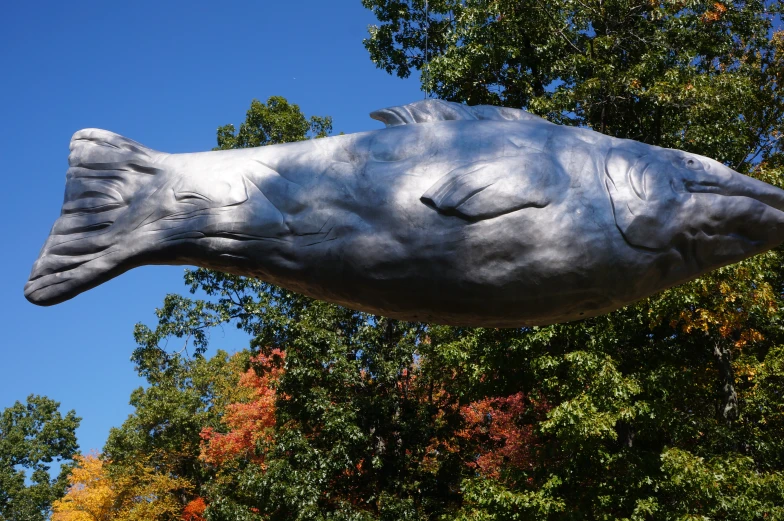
[24,129,165,305]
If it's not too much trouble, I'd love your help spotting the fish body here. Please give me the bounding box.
[25,100,784,327]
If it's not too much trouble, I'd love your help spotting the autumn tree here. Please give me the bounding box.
[130,98,472,519]
[51,451,194,521]
[199,349,284,468]
[53,347,246,521]
[107,98,334,495]
[101,349,247,518]
[51,453,114,521]
[193,304,468,520]
[0,395,80,521]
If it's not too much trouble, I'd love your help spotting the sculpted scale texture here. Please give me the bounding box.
[24,100,784,327]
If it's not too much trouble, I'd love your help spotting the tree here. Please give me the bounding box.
[131,99,471,520]
[51,451,194,521]
[195,305,467,520]
[0,395,81,521]
[108,96,334,497]
[214,96,332,150]
[102,97,340,520]
[199,349,284,468]
[51,453,114,521]
[101,349,247,517]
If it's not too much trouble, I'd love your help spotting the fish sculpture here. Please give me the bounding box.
[24,100,784,327]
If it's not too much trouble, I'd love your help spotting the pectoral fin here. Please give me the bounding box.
[421,156,565,221]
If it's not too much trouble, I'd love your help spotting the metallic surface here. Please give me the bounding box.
[24,100,784,327]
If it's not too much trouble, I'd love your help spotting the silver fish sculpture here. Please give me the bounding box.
[24,100,784,327]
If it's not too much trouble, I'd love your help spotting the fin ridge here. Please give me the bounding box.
[370,99,545,127]
[64,129,163,222]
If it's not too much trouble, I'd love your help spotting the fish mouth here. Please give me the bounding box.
[686,166,784,264]
[682,168,784,213]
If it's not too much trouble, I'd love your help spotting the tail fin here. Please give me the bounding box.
[24,129,164,305]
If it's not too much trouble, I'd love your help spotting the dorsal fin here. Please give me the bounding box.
[370,99,544,127]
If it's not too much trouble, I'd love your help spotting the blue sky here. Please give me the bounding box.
[0,1,422,460]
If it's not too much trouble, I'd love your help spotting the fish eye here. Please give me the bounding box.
[683,157,703,170]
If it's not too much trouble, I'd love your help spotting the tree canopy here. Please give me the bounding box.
[0,395,80,521]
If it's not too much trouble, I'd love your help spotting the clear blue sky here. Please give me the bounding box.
[0,1,422,458]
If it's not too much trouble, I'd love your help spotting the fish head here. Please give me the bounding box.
[605,142,784,269]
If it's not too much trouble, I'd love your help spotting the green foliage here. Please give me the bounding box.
[0,395,80,521]
[130,257,784,519]
[424,272,784,519]
[214,96,332,151]
[198,296,465,520]
[659,448,784,519]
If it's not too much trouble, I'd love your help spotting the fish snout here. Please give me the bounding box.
[681,156,784,213]
[680,158,784,265]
